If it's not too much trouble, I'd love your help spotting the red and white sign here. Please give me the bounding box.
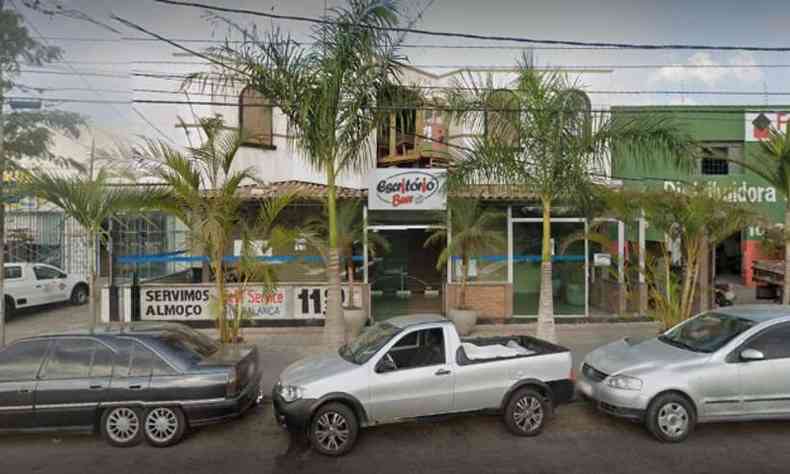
[368,169,447,210]
[746,112,790,142]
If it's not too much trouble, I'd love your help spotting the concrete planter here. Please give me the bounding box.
[447,308,478,336]
[343,307,367,339]
[566,283,585,307]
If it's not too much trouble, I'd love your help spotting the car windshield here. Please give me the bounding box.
[659,312,756,353]
[339,322,402,364]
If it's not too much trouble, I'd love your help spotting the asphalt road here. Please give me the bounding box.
[3,401,790,474]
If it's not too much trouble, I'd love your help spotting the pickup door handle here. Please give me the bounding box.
[35,285,42,288]
[128,385,143,390]
[435,369,452,376]
[89,384,103,390]
[18,388,31,394]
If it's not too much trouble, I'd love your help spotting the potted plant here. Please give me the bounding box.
[305,200,389,339]
[425,200,505,336]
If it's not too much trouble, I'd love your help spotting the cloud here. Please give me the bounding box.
[651,52,764,86]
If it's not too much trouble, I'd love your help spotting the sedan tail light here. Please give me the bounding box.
[226,367,241,398]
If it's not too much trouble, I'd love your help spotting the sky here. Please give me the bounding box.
[6,0,790,160]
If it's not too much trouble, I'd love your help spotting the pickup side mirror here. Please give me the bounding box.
[740,348,765,362]
[376,353,397,373]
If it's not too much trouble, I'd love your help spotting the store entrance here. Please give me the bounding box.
[369,228,444,320]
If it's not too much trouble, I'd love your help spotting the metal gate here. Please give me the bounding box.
[5,211,89,275]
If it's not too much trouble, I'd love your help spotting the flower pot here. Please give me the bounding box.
[343,307,367,339]
[447,308,478,336]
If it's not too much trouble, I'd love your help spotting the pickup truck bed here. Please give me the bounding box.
[459,335,569,364]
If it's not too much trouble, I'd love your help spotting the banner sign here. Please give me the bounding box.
[746,111,790,142]
[141,286,287,321]
[140,285,361,320]
[368,169,447,210]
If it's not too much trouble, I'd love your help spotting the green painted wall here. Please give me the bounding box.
[611,105,790,241]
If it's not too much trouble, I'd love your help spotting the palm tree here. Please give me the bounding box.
[599,185,761,327]
[193,0,406,347]
[446,58,694,342]
[304,200,390,313]
[230,193,295,341]
[424,200,505,310]
[137,116,256,343]
[723,126,790,303]
[19,169,165,326]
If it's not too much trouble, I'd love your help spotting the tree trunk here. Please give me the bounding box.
[214,249,227,343]
[347,259,356,309]
[459,254,469,309]
[0,64,6,347]
[88,231,98,327]
[784,206,790,305]
[323,171,346,348]
[698,238,710,312]
[537,199,556,342]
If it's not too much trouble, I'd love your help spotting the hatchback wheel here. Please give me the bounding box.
[101,406,144,447]
[308,403,358,456]
[504,388,549,437]
[646,393,696,443]
[144,406,186,447]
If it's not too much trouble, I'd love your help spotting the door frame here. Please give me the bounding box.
[510,217,589,318]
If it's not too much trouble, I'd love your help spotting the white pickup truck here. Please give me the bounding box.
[4,263,89,315]
[273,314,574,456]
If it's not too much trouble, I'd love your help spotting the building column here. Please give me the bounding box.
[617,220,627,316]
[638,216,648,316]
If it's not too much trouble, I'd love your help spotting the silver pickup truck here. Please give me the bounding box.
[273,314,574,456]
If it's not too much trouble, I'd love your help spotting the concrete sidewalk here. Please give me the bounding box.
[234,321,660,396]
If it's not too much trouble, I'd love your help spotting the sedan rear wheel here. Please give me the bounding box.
[646,393,696,443]
[144,406,186,447]
[308,403,358,456]
[101,406,144,447]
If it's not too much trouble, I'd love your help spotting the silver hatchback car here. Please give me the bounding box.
[578,305,790,442]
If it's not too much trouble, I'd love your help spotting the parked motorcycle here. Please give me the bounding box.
[714,282,736,307]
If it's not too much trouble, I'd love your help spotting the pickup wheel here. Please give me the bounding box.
[504,388,549,437]
[308,403,358,457]
[645,393,695,443]
[70,284,89,305]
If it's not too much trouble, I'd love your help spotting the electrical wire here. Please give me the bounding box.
[152,0,790,52]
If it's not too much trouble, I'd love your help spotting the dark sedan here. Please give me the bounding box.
[0,322,261,447]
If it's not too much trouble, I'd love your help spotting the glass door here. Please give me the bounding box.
[512,219,587,316]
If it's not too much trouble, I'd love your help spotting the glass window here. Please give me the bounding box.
[386,328,445,370]
[33,266,63,280]
[239,86,273,147]
[746,324,790,360]
[41,339,93,379]
[129,342,154,377]
[151,355,177,376]
[113,339,134,378]
[0,340,49,382]
[91,344,114,378]
[4,266,22,279]
[660,312,756,353]
[392,331,419,349]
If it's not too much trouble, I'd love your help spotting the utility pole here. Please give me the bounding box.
[0,0,7,347]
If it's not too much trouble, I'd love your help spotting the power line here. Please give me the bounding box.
[6,96,790,119]
[153,0,790,52]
